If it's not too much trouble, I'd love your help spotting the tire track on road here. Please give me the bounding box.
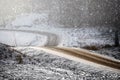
[32,47,120,72]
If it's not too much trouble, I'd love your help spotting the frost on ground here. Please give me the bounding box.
[0,43,120,80]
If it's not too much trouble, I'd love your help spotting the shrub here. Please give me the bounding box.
[82,45,99,50]
[16,55,23,64]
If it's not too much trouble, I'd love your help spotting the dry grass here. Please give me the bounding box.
[82,45,100,50]
[82,44,114,50]
[16,55,23,64]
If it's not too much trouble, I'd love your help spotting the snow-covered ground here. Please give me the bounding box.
[0,43,120,80]
[0,13,118,47]
[0,31,47,46]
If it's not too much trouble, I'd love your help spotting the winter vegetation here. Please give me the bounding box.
[0,0,120,79]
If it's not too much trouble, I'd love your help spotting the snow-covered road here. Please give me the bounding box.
[29,47,120,72]
[12,46,120,73]
[0,29,60,46]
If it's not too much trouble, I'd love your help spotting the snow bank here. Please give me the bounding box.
[0,31,47,46]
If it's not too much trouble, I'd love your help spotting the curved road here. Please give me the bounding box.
[0,29,60,46]
[32,47,120,72]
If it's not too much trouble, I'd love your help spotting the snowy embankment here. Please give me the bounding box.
[0,13,117,47]
[0,29,60,46]
[0,43,120,80]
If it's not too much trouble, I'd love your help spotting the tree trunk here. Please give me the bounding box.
[114,30,119,47]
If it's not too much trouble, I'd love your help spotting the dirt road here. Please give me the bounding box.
[32,47,120,72]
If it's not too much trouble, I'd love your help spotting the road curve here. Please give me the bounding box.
[0,29,60,46]
[32,47,120,71]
